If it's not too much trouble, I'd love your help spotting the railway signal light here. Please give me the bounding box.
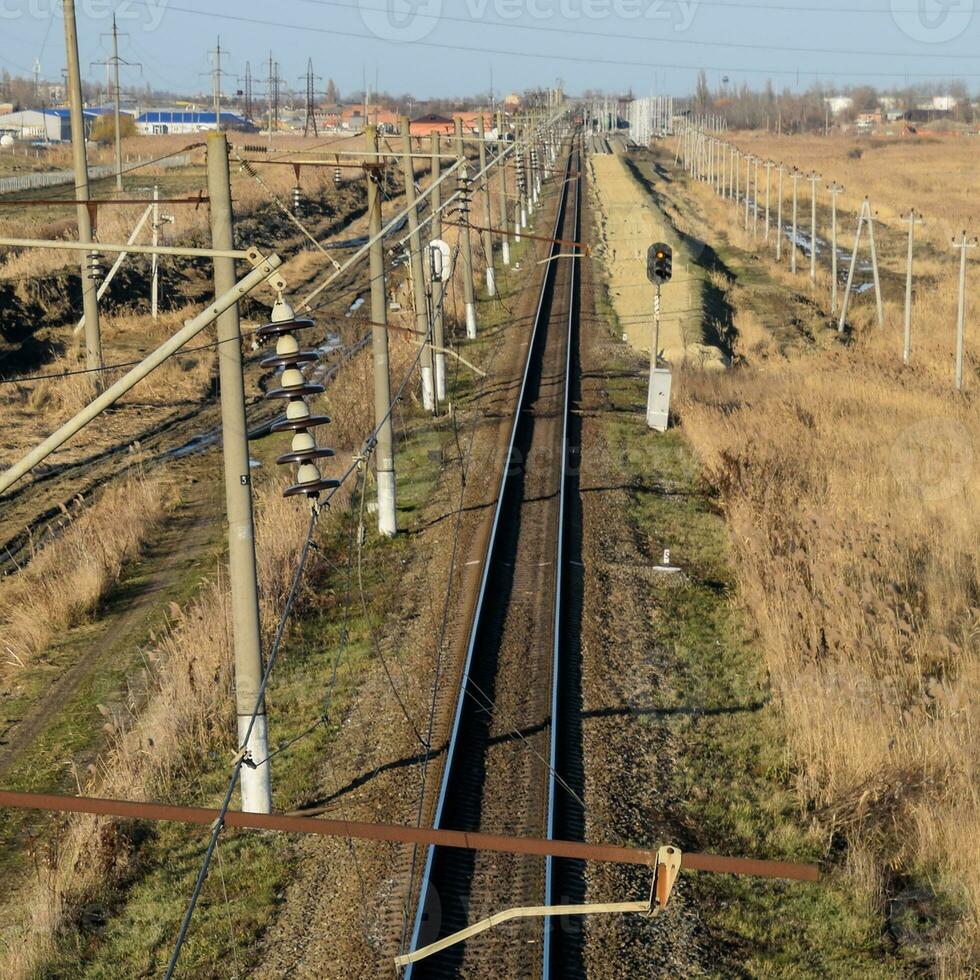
[647,242,672,284]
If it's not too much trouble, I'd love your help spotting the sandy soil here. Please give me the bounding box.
[588,152,725,370]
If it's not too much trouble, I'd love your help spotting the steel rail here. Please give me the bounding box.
[542,133,581,979]
[402,136,578,978]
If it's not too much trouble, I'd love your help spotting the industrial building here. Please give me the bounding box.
[135,110,252,134]
[0,107,101,142]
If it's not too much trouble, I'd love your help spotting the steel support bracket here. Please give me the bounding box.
[244,244,287,294]
[649,844,682,913]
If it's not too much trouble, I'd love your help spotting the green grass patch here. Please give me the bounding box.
[595,344,901,976]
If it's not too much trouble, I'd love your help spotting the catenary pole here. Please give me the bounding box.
[366,124,397,535]
[454,117,478,338]
[430,131,447,402]
[63,0,103,381]
[478,113,496,297]
[206,133,271,813]
[400,116,435,412]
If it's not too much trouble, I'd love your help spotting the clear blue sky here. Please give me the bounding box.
[1,0,977,100]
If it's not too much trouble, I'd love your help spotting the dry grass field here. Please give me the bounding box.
[648,132,980,972]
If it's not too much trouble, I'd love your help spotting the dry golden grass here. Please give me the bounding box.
[667,141,980,970]
[0,465,166,668]
[0,471,354,980]
[726,130,980,250]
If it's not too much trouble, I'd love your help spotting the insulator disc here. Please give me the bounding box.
[266,382,325,400]
[256,317,316,339]
[260,349,319,369]
[276,446,336,465]
[271,414,331,433]
[283,477,342,499]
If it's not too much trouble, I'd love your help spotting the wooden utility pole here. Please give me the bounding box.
[365,125,397,535]
[400,116,435,412]
[63,0,103,381]
[206,132,270,813]
[902,209,924,364]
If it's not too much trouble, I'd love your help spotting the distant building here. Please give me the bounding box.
[135,109,252,134]
[0,107,98,142]
[453,111,492,134]
[409,113,454,137]
[503,92,521,110]
[824,96,854,116]
[340,104,399,131]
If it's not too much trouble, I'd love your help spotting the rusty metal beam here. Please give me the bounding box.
[0,790,819,882]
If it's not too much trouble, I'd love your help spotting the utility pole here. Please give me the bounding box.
[744,154,751,231]
[952,232,977,390]
[93,15,139,193]
[64,0,103,381]
[430,131,447,401]
[496,113,510,267]
[808,171,821,282]
[902,209,924,364]
[301,58,321,137]
[763,160,774,242]
[243,61,253,124]
[150,184,173,319]
[366,125,397,536]
[205,132,271,813]
[828,182,844,315]
[206,38,229,131]
[400,116,435,412]
[775,164,785,261]
[734,149,740,216]
[454,116,478,339]
[838,199,884,334]
[478,113,496,297]
[790,169,801,273]
[753,156,760,237]
[266,52,275,142]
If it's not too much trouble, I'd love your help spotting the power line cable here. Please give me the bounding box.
[123,1,980,79]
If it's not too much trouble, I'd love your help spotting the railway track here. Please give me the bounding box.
[403,134,584,979]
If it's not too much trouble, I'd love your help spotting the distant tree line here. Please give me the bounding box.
[684,70,978,131]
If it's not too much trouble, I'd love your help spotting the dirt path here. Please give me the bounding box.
[0,455,221,781]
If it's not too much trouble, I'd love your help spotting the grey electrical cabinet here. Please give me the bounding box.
[646,367,672,432]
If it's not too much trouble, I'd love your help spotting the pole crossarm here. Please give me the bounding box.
[0,789,821,882]
[0,236,251,260]
[0,252,283,497]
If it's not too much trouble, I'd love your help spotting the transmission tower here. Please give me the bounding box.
[201,37,231,131]
[300,58,322,137]
[242,60,253,123]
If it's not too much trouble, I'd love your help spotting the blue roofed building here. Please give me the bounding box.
[135,110,253,135]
